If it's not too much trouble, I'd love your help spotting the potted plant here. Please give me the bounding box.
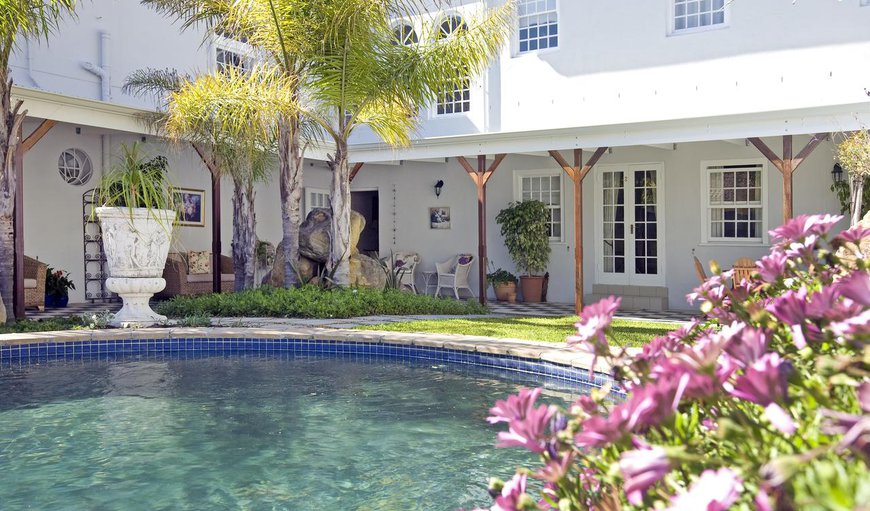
[94,143,177,327]
[495,200,551,303]
[45,267,75,308]
[486,267,518,303]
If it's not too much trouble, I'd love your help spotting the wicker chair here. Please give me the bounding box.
[435,254,475,299]
[159,253,235,298]
[24,256,47,311]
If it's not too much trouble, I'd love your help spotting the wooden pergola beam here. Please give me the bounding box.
[457,154,506,305]
[548,147,608,316]
[21,119,57,153]
[748,133,828,223]
[349,162,364,182]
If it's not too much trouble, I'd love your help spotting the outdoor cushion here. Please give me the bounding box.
[186,273,234,284]
[188,251,211,274]
[23,278,37,289]
[457,255,473,266]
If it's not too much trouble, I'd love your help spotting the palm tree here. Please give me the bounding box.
[301,0,514,285]
[142,0,316,288]
[124,65,297,290]
[1,0,77,321]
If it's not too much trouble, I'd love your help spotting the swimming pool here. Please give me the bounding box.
[0,335,606,510]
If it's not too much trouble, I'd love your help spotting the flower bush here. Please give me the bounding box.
[45,267,75,298]
[475,214,870,510]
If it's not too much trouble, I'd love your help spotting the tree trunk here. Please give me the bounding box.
[1,73,25,322]
[279,116,304,287]
[851,174,865,226]
[328,139,351,287]
[230,175,257,292]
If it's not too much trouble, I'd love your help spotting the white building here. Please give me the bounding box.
[9,0,870,311]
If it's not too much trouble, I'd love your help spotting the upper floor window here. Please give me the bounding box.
[673,0,726,33]
[515,170,564,242]
[392,24,419,45]
[701,160,767,243]
[518,0,558,53]
[216,47,247,73]
[435,14,470,116]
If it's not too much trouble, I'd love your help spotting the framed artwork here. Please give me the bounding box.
[429,207,451,229]
[173,188,205,227]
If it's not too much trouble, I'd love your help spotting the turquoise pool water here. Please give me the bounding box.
[0,354,579,510]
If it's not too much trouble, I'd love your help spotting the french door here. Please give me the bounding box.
[594,164,665,286]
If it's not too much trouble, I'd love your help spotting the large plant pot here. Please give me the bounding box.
[520,276,545,303]
[493,282,517,303]
[96,207,176,327]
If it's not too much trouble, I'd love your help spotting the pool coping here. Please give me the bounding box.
[0,326,633,375]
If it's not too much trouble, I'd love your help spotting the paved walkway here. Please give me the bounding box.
[26,300,695,328]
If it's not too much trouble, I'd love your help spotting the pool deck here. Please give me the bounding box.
[0,325,636,374]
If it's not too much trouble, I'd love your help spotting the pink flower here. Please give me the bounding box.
[756,250,789,283]
[567,296,621,348]
[668,468,743,511]
[488,388,542,424]
[619,446,671,506]
[837,271,870,306]
[535,452,574,482]
[728,353,796,434]
[821,382,870,462]
[724,325,769,368]
[829,309,870,338]
[493,473,530,511]
[834,223,870,245]
[769,214,842,242]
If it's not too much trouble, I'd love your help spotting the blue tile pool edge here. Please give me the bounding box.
[0,336,616,391]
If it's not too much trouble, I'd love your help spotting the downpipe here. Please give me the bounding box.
[81,31,111,101]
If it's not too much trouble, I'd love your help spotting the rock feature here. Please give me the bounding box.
[0,293,6,324]
[350,253,387,289]
[267,208,383,289]
[838,211,870,268]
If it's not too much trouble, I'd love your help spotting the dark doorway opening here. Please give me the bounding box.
[351,190,379,256]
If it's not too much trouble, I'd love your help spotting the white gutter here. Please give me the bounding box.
[81,31,112,101]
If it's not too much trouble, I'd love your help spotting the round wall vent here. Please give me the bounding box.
[58,148,93,186]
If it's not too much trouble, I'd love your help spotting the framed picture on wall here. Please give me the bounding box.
[429,207,450,229]
[173,188,205,227]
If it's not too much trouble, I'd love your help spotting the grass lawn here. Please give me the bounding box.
[356,316,683,348]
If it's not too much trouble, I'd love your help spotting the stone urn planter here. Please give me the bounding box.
[96,207,176,327]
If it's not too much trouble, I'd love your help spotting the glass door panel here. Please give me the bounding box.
[601,171,625,275]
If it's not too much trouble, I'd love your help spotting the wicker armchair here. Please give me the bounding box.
[24,256,47,311]
[159,253,235,298]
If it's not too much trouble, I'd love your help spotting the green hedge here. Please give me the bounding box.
[155,286,488,319]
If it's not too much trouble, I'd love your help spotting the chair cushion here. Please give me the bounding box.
[188,251,211,274]
[457,255,473,265]
[24,278,37,289]
[187,273,234,284]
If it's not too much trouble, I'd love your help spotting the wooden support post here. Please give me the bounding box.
[211,172,222,293]
[12,129,24,319]
[549,147,608,316]
[748,133,828,223]
[457,154,506,305]
[349,162,364,182]
[191,142,224,293]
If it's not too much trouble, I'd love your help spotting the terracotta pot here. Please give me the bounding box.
[520,275,545,303]
[493,282,517,302]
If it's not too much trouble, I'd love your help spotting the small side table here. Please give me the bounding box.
[422,271,438,295]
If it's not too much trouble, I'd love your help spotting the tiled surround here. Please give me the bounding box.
[0,328,621,390]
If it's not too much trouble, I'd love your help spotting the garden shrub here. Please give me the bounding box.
[155,286,488,319]
[476,214,869,510]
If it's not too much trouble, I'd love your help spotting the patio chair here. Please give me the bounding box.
[24,256,47,311]
[435,254,475,299]
[692,250,708,284]
[732,257,756,286]
[392,252,420,294]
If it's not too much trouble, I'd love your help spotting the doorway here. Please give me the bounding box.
[594,163,666,286]
[351,190,379,255]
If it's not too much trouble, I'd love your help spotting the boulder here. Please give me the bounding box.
[838,211,870,268]
[350,253,387,289]
[265,240,318,287]
[299,208,331,263]
[0,293,6,324]
[299,208,366,263]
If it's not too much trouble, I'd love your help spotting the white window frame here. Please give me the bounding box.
[212,34,254,73]
[391,19,419,46]
[669,0,730,36]
[515,0,559,56]
[432,12,472,118]
[513,169,565,243]
[305,187,330,215]
[699,159,769,245]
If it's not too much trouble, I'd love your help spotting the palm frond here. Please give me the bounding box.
[0,0,77,64]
